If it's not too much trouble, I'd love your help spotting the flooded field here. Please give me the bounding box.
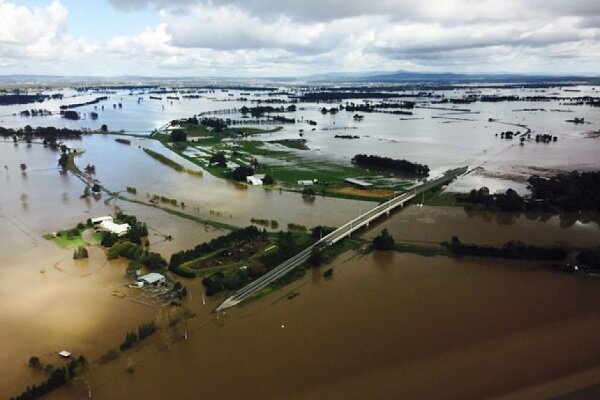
[1,84,600,399]
[2,85,599,187]
[0,141,224,398]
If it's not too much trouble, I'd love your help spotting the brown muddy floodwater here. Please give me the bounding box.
[0,142,226,398]
[369,205,600,248]
[2,141,600,399]
[48,251,600,400]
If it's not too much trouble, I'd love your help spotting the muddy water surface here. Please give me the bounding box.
[49,251,600,400]
[0,142,225,398]
[370,205,600,247]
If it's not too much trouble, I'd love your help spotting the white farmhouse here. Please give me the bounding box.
[99,220,131,236]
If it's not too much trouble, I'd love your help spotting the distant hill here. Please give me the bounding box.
[0,71,597,86]
[298,70,599,83]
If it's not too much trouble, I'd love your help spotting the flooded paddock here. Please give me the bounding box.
[1,84,600,399]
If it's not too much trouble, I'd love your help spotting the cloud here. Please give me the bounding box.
[1,0,599,76]
[0,0,68,45]
[0,0,96,73]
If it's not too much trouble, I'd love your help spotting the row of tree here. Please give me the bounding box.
[240,105,296,117]
[169,226,264,271]
[462,171,600,213]
[444,236,567,260]
[352,154,430,177]
[120,322,157,351]
[10,357,87,400]
[0,126,83,140]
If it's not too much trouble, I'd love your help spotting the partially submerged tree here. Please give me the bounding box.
[372,228,394,251]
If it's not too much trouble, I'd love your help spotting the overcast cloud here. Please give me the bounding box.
[0,0,598,76]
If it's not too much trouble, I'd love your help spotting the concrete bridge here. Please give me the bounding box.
[216,166,468,312]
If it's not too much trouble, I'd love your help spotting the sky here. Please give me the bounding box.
[0,0,599,77]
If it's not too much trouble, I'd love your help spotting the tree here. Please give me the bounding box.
[209,152,227,167]
[58,154,68,169]
[576,248,600,271]
[62,110,80,120]
[302,187,316,196]
[262,174,274,185]
[170,129,187,142]
[307,249,323,267]
[28,356,42,369]
[100,124,108,132]
[120,331,138,351]
[231,166,254,181]
[372,229,394,251]
[82,186,91,197]
[20,163,27,172]
[73,246,89,260]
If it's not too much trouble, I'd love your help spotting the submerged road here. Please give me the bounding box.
[216,166,468,312]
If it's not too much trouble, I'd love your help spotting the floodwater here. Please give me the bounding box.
[49,251,600,400]
[0,141,225,398]
[2,85,599,184]
[2,85,600,399]
[370,205,600,248]
[66,134,376,229]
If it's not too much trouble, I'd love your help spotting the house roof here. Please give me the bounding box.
[99,220,130,236]
[138,272,165,284]
[246,176,263,185]
[91,215,113,223]
[344,178,373,188]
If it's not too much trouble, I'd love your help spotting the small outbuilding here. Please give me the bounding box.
[91,216,113,225]
[297,179,318,186]
[246,175,265,186]
[137,272,166,287]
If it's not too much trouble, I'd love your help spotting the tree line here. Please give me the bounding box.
[352,154,430,177]
[0,126,83,140]
[444,236,567,260]
[169,226,263,274]
[10,356,87,400]
[461,171,600,213]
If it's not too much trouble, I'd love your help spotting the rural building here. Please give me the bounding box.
[99,220,131,236]
[91,215,113,225]
[297,179,318,186]
[344,178,373,189]
[58,350,71,358]
[246,174,266,186]
[223,141,241,149]
[137,272,166,287]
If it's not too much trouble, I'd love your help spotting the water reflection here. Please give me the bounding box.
[465,208,600,230]
[464,209,520,225]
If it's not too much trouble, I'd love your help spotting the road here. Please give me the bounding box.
[216,166,468,312]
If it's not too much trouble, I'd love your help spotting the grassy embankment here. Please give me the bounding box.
[43,227,103,249]
[142,148,203,177]
[155,123,412,201]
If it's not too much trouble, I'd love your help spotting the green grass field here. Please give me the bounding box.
[156,123,414,200]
